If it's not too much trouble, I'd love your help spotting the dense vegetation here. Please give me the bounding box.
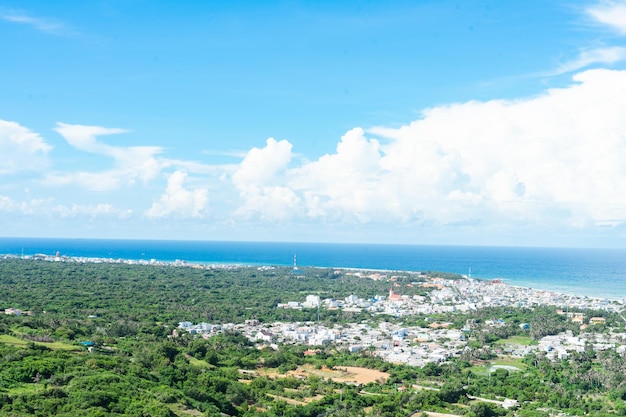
[0,258,422,324]
[1,257,626,416]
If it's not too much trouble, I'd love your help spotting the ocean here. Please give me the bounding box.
[1,237,625,300]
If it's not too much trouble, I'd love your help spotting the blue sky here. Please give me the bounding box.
[2,0,626,247]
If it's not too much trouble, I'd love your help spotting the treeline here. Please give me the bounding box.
[0,258,423,325]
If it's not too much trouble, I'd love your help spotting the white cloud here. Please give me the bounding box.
[555,46,626,74]
[588,1,626,34]
[235,185,301,221]
[50,122,165,191]
[365,69,626,228]
[548,2,626,75]
[0,119,52,174]
[145,171,209,218]
[232,138,293,188]
[6,71,626,240]
[227,69,626,231]
[1,11,67,35]
[290,128,387,221]
[54,123,129,153]
[53,203,133,219]
[0,194,133,219]
[0,195,49,214]
[231,138,298,220]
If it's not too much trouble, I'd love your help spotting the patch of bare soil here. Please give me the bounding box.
[259,364,389,385]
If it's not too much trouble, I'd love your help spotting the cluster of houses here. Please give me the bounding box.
[176,318,468,366]
[420,277,621,314]
[176,313,626,367]
[174,276,626,367]
[277,276,622,319]
[557,310,607,327]
[497,330,626,361]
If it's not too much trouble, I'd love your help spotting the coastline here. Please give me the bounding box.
[3,251,623,307]
[493,276,622,302]
[1,237,625,301]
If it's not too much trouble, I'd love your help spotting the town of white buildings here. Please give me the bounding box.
[177,274,626,368]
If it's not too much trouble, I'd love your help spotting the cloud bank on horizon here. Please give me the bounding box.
[2,1,626,247]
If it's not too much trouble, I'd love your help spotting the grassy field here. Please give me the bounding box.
[0,334,81,351]
[492,356,526,368]
[185,354,213,368]
[494,335,536,346]
[471,356,526,375]
[6,384,47,396]
[167,403,205,416]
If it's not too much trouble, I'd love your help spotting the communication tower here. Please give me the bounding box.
[290,252,304,276]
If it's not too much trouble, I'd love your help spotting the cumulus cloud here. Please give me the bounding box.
[228,69,626,230]
[0,119,52,174]
[290,128,388,221]
[232,138,293,188]
[50,122,164,191]
[366,69,626,228]
[588,1,626,34]
[231,138,298,220]
[145,171,209,218]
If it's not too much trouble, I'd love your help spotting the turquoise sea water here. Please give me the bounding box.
[1,238,625,300]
